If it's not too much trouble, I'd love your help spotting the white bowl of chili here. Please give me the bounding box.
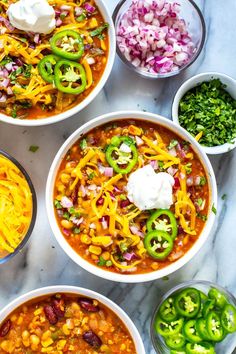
[46,111,217,283]
[0,0,116,126]
[172,72,236,154]
[0,285,145,353]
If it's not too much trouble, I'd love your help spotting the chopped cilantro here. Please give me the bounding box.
[24,64,32,78]
[179,79,236,147]
[200,176,207,186]
[80,138,87,150]
[63,212,70,220]
[221,194,227,200]
[106,260,112,267]
[120,194,127,201]
[54,199,62,209]
[0,56,12,66]
[158,161,164,171]
[90,23,109,37]
[76,13,86,22]
[120,242,128,253]
[212,204,217,215]
[88,172,95,180]
[196,198,203,207]
[29,145,39,153]
[197,213,207,221]
[168,139,178,150]
[98,256,106,267]
[11,106,18,119]
[73,227,81,234]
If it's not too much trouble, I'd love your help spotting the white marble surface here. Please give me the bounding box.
[1,0,236,353]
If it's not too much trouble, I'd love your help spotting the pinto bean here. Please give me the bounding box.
[0,319,12,337]
[52,298,65,319]
[82,330,102,348]
[78,298,100,312]
[43,305,58,325]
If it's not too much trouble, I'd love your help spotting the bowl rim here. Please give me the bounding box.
[172,71,236,154]
[112,0,206,79]
[0,285,146,354]
[0,0,116,127]
[46,110,217,283]
[150,280,236,354]
[0,149,37,264]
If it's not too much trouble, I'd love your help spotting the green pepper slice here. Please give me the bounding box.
[206,311,224,341]
[185,342,215,354]
[183,319,203,343]
[197,291,209,318]
[144,230,173,260]
[105,136,138,175]
[221,304,236,333]
[54,60,87,94]
[50,30,84,60]
[202,298,215,318]
[159,297,178,322]
[146,209,178,239]
[175,288,201,318]
[155,317,184,337]
[196,319,211,341]
[165,333,186,349]
[38,55,59,83]
[208,288,227,309]
[170,350,186,354]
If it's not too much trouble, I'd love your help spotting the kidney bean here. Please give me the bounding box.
[82,330,102,348]
[71,184,79,205]
[0,319,12,337]
[44,305,58,325]
[120,199,130,208]
[78,298,100,312]
[52,298,65,319]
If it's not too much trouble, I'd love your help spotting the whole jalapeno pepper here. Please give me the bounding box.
[54,59,87,95]
[146,209,178,239]
[105,136,138,175]
[206,311,224,342]
[144,230,173,260]
[38,54,60,83]
[159,297,178,322]
[155,317,184,337]
[221,304,236,333]
[50,30,84,60]
[174,288,201,318]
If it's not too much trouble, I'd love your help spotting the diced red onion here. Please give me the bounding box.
[0,94,6,102]
[123,252,136,261]
[113,186,122,193]
[88,184,97,191]
[56,18,63,27]
[174,177,180,189]
[0,16,15,31]
[194,176,201,186]
[176,143,186,158]
[167,166,178,176]
[60,5,71,10]
[61,196,73,208]
[104,167,113,177]
[116,0,195,74]
[34,33,40,44]
[169,147,177,156]
[186,177,194,186]
[89,223,96,229]
[71,216,84,226]
[135,136,144,146]
[84,2,95,13]
[7,87,13,95]
[75,6,83,16]
[0,40,3,48]
[79,185,86,197]
[0,78,10,87]
[98,163,105,174]
[62,228,71,237]
[130,225,144,237]
[96,197,104,206]
[86,57,95,65]
[150,160,158,170]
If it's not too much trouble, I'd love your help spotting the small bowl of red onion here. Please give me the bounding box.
[113,0,206,79]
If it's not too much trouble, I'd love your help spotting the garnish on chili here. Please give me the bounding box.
[50,30,84,60]
[144,230,173,260]
[146,209,178,239]
[54,60,87,94]
[38,55,59,83]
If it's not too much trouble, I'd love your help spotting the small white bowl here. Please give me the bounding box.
[46,111,217,283]
[0,285,145,354]
[172,72,236,155]
[0,0,116,127]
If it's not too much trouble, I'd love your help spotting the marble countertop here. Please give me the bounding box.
[1,0,236,353]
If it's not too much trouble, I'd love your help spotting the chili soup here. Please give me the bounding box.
[0,293,136,353]
[53,118,211,275]
[0,0,109,120]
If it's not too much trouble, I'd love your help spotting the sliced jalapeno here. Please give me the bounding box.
[38,54,59,83]
[170,350,187,354]
[144,230,173,260]
[50,30,84,60]
[175,288,201,318]
[54,60,87,95]
[165,333,186,349]
[183,319,203,343]
[105,136,138,175]
[196,319,211,341]
[208,288,227,309]
[221,304,236,333]
[155,317,184,337]
[159,297,178,322]
[206,311,224,342]
[146,209,178,239]
[185,342,215,354]
[202,298,215,318]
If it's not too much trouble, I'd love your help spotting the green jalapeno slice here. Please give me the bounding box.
[146,209,178,239]
[50,30,84,60]
[38,55,60,83]
[206,311,224,341]
[54,60,87,95]
[185,342,215,354]
[159,297,178,322]
[175,288,201,318]
[183,319,202,343]
[221,304,236,333]
[165,333,186,350]
[144,230,173,260]
[208,288,227,309]
[105,136,138,175]
[155,317,184,337]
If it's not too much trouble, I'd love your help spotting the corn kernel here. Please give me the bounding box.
[41,338,53,348]
[42,330,51,341]
[89,245,102,255]
[101,344,110,352]
[81,234,92,245]
[34,308,43,316]
[30,334,40,345]
[151,262,159,270]
[121,344,127,350]
[0,340,15,353]
[57,339,67,350]
[60,173,70,184]
[61,219,73,229]
[100,39,106,51]
[17,316,23,325]
[89,17,98,28]
[62,323,70,336]
[101,251,110,261]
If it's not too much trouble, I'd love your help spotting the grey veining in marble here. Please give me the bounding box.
[1,1,236,353]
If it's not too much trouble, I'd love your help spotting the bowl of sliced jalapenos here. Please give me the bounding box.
[151,280,236,354]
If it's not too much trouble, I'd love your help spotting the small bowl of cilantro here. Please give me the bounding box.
[172,72,236,154]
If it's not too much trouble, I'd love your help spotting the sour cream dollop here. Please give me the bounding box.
[7,0,56,34]
[127,165,174,211]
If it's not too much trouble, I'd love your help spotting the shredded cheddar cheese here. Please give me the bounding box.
[0,155,33,256]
